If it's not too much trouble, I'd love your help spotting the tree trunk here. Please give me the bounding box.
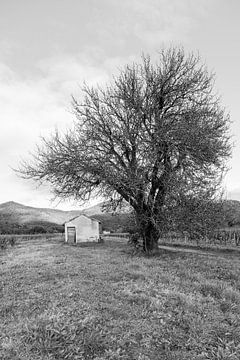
[142,223,159,253]
[135,211,160,253]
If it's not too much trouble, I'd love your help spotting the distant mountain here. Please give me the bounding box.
[0,200,135,234]
[0,201,106,225]
[1,198,240,235]
[81,202,106,216]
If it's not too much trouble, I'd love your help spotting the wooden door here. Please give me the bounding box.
[67,227,76,243]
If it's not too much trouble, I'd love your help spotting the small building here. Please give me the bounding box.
[65,214,101,244]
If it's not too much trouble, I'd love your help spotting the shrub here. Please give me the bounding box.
[0,235,17,250]
[8,236,16,246]
[0,237,8,249]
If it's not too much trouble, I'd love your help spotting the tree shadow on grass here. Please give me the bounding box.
[122,243,238,262]
[151,248,193,260]
[159,242,240,257]
[64,240,126,251]
[62,242,105,251]
[121,243,192,260]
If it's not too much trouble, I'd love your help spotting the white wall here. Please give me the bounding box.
[65,215,100,243]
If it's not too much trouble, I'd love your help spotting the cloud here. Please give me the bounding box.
[37,54,108,99]
[0,45,145,209]
[121,0,213,48]
[0,54,113,209]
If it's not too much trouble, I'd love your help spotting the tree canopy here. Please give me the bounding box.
[20,48,231,251]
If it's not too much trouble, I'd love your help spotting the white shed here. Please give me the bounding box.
[65,214,101,243]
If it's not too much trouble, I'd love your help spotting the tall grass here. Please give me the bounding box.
[0,233,62,250]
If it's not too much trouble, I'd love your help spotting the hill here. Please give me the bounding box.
[0,201,106,225]
[1,198,240,235]
[0,201,108,234]
[0,200,133,234]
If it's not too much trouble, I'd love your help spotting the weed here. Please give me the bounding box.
[198,282,224,299]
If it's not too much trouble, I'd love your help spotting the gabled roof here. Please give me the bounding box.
[64,213,101,224]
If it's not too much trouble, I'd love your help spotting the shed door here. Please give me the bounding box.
[67,227,76,243]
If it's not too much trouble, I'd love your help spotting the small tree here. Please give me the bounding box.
[19,48,231,252]
[173,191,226,243]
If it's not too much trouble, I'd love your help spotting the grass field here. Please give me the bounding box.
[1,236,240,359]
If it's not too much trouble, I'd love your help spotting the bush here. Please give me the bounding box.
[0,237,8,249]
[29,226,47,234]
[128,232,143,250]
[0,235,17,250]
[8,236,16,246]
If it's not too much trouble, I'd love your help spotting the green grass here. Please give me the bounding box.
[1,237,240,359]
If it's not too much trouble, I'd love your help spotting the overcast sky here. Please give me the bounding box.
[0,0,239,210]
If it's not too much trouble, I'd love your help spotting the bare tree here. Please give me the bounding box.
[19,48,231,252]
